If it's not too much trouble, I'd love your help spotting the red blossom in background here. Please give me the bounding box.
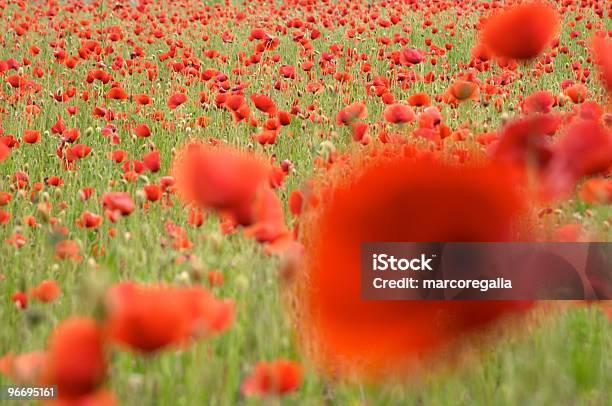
[104,282,233,353]
[591,35,612,94]
[0,143,9,161]
[172,142,269,226]
[241,359,302,398]
[480,2,559,60]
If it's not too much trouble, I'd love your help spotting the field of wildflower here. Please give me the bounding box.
[0,0,611,405]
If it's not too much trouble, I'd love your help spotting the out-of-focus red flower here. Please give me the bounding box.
[521,91,555,114]
[104,282,233,353]
[407,92,431,107]
[65,144,92,162]
[564,83,588,104]
[250,93,277,115]
[592,36,612,94]
[480,2,558,60]
[105,87,128,100]
[11,291,28,308]
[241,359,302,398]
[104,283,191,353]
[41,317,107,399]
[489,114,561,169]
[78,211,103,229]
[336,102,367,125]
[243,187,289,243]
[29,280,61,302]
[55,240,81,261]
[23,130,40,144]
[293,148,534,378]
[579,178,612,204]
[544,119,612,196]
[102,192,134,216]
[447,80,479,102]
[0,143,10,161]
[382,103,415,124]
[134,123,151,138]
[143,184,161,201]
[172,142,269,225]
[0,351,46,384]
[554,224,581,242]
[142,150,161,173]
[0,191,12,206]
[288,190,303,216]
[168,93,187,109]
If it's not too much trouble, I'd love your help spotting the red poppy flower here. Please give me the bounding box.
[142,150,160,173]
[102,192,134,216]
[104,283,233,353]
[23,130,40,144]
[104,283,192,353]
[407,92,431,107]
[0,142,9,162]
[241,359,302,398]
[55,240,81,261]
[172,142,269,225]
[0,351,46,384]
[448,80,479,102]
[579,178,612,204]
[481,2,558,60]
[134,123,151,138]
[544,119,612,196]
[250,93,277,115]
[564,83,588,104]
[382,103,415,124]
[243,187,288,243]
[489,114,561,169]
[105,87,128,100]
[10,291,27,308]
[29,280,61,303]
[336,102,367,125]
[521,91,555,114]
[65,144,92,162]
[168,93,187,109]
[592,35,612,94]
[143,184,161,201]
[0,192,12,206]
[109,150,127,163]
[41,317,107,399]
[78,211,103,229]
[292,148,534,378]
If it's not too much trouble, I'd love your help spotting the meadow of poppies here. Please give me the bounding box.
[0,0,611,404]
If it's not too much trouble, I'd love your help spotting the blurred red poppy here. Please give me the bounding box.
[592,36,612,94]
[172,142,269,225]
[293,148,534,378]
[41,317,107,399]
[336,102,367,125]
[29,280,61,303]
[168,93,187,109]
[104,283,233,353]
[241,359,302,398]
[521,91,555,114]
[383,103,415,124]
[481,2,558,60]
[0,143,9,161]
